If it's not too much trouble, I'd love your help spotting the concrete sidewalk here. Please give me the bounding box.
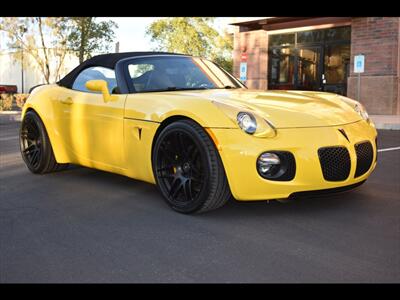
[1,111,399,130]
[370,115,400,130]
[0,111,21,124]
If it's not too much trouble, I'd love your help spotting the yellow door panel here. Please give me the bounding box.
[53,88,127,170]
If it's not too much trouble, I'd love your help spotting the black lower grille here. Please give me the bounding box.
[318,146,351,181]
[355,141,373,177]
[289,180,366,199]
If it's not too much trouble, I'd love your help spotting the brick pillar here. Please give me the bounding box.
[348,17,400,115]
[233,27,268,90]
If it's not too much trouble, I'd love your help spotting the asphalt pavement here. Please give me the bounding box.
[0,122,399,283]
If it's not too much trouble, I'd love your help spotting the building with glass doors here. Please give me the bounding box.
[231,17,400,115]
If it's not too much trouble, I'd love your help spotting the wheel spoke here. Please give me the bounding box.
[160,145,176,164]
[20,131,28,139]
[183,179,193,201]
[159,174,174,179]
[26,120,39,139]
[176,133,189,160]
[23,144,36,154]
[191,164,202,177]
[168,177,182,199]
[157,164,174,172]
[191,177,204,184]
[30,149,40,166]
[189,145,199,162]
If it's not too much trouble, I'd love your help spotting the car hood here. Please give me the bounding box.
[174,89,362,128]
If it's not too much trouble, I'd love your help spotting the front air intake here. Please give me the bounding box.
[354,141,373,178]
[318,146,351,181]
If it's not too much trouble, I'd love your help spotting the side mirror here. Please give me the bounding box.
[85,80,117,103]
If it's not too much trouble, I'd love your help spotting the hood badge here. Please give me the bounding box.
[338,129,350,142]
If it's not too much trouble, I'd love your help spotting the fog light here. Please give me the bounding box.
[257,152,280,176]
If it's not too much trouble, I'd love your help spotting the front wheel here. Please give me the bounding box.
[152,120,231,214]
[20,110,68,174]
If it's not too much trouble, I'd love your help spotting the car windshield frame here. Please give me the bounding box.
[116,55,246,94]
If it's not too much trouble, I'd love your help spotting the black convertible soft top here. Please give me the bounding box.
[57,51,185,89]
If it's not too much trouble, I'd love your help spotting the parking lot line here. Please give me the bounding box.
[378,146,400,152]
[0,136,19,142]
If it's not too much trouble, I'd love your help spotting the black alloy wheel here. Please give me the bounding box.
[20,114,42,170]
[153,119,231,214]
[20,110,68,174]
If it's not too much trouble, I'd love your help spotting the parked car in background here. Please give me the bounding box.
[0,84,18,94]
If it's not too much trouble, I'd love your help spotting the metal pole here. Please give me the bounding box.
[21,48,24,94]
[357,72,361,102]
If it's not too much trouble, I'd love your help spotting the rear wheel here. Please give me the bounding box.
[152,119,231,214]
[20,110,68,174]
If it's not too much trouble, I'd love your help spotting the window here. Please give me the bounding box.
[325,27,351,42]
[297,29,324,44]
[324,44,350,84]
[127,56,243,93]
[72,66,117,93]
[269,47,295,85]
[268,34,295,47]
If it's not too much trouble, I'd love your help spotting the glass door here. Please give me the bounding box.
[322,44,350,95]
[295,46,322,91]
[268,47,295,90]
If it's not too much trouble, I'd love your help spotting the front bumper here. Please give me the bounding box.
[210,120,377,201]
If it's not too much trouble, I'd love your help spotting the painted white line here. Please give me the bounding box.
[0,136,19,142]
[378,146,400,152]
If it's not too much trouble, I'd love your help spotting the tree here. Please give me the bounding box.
[66,17,118,63]
[0,17,70,84]
[146,17,233,72]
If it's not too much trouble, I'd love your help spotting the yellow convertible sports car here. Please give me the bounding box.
[20,52,378,213]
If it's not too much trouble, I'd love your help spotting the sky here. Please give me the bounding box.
[96,17,239,52]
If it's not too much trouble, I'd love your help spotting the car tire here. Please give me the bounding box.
[20,110,69,174]
[152,119,231,214]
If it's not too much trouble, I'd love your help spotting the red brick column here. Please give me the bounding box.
[233,28,268,90]
[348,17,400,115]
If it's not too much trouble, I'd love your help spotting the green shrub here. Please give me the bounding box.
[15,94,29,108]
[0,94,13,111]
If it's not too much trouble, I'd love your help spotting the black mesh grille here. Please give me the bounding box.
[355,141,373,177]
[318,147,351,181]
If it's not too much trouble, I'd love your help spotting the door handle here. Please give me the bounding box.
[60,97,73,105]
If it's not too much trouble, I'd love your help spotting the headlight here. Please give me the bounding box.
[338,96,370,122]
[212,101,276,138]
[354,103,369,121]
[237,112,257,134]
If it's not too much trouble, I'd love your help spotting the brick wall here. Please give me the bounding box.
[233,28,268,90]
[348,17,400,114]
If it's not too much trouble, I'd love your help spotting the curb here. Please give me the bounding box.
[370,115,400,130]
[373,123,400,130]
[0,111,21,124]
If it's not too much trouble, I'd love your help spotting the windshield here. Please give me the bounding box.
[127,56,246,93]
